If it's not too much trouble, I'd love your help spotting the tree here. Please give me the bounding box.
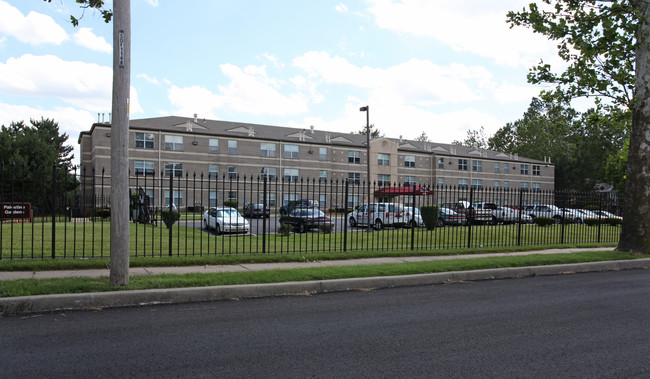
[357,124,383,138]
[508,0,650,254]
[414,131,431,142]
[452,126,489,149]
[43,0,112,26]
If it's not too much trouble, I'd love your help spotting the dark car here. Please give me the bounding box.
[279,200,319,215]
[243,203,270,218]
[279,208,331,233]
[437,207,467,227]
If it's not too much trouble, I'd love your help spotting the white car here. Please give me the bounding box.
[404,207,425,228]
[348,202,407,230]
[494,206,533,224]
[202,207,249,235]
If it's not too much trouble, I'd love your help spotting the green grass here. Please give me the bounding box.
[0,250,642,298]
[2,220,622,260]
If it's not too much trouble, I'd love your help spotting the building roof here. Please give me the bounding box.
[81,115,550,165]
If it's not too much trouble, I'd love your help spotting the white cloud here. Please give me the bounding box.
[0,0,68,45]
[137,73,161,85]
[0,54,112,111]
[72,27,112,53]
[335,3,349,13]
[366,0,556,68]
[145,0,160,7]
[167,63,310,117]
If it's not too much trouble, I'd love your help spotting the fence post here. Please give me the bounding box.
[517,189,523,246]
[168,173,173,257]
[262,176,267,254]
[597,192,603,243]
[343,179,348,252]
[51,163,57,259]
[467,187,474,248]
[411,184,416,250]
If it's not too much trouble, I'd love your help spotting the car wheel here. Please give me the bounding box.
[214,224,221,235]
[408,220,417,228]
[349,217,357,227]
[374,219,383,230]
[437,218,445,227]
[553,216,562,224]
[491,216,498,225]
[203,219,210,230]
[298,222,306,233]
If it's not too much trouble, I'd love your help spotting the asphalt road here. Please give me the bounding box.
[3,270,649,378]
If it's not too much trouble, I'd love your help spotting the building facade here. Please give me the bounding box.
[78,116,555,210]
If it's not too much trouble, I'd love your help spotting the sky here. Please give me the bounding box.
[0,0,563,165]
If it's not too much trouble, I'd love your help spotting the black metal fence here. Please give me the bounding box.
[0,163,622,260]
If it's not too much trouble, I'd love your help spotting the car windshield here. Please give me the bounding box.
[218,209,238,218]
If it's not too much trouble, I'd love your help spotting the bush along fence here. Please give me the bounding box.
[0,163,623,260]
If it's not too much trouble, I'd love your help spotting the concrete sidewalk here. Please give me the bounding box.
[1,247,649,315]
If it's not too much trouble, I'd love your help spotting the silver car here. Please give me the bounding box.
[202,207,250,235]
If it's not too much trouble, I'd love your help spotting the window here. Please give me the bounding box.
[521,164,529,175]
[261,167,277,181]
[319,170,327,184]
[473,160,483,172]
[228,191,238,202]
[227,166,237,180]
[164,190,183,206]
[135,132,154,149]
[521,182,529,189]
[503,181,509,188]
[438,158,445,169]
[404,155,415,168]
[260,193,277,207]
[378,153,390,166]
[503,163,509,174]
[209,138,219,153]
[532,182,541,192]
[404,176,416,186]
[378,174,390,187]
[134,160,154,176]
[164,162,183,177]
[260,143,276,157]
[348,172,361,185]
[533,165,541,176]
[471,179,483,190]
[208,164,219,179]
[494,162,500,173]
[494,181,500,188]
[458,178,468,189]
[227,140,238,154]
[284,144,299,159]
[438,177,445,186]
[284,168,299,183]
[209,191,218,207]
[164,135,183,151]
[458,159,468,171]
[319,147,327,161]
[347,195,361,209]
[319,194,327,209]
[348,151,361,164]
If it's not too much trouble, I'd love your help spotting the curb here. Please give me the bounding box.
[1,258,648,315]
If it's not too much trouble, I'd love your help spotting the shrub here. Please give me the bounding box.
[420,205,439,230]
[278,223,293,236]
[95,208,111,219]
[583,218,600,226]
[319,223,333,234]
[160,209,180,229]
[533,216,555,227]
[223,200,238,209]
[606,217,622,226]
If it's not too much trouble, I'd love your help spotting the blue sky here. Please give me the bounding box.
[0,1,562,164]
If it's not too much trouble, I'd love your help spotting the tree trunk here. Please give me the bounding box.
[617,2,650,254]
[110,0,131,285]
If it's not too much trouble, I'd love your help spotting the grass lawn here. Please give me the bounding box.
[0,250,645,298]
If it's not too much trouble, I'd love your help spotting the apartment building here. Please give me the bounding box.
[78,115,555,209]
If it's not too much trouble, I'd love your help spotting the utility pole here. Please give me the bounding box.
[110,0,131,286]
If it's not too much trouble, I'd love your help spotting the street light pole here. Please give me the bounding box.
[360,105,371,232]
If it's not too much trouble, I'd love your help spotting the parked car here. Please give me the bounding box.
[348,202,407,230]
[493,206,533,224]
[560,208,584,223]
[279,200,319,215]
[202,207,250,235]
[437,207,467,227]
[577,209,600,222]
[594,210,623,220]
[404,207,425,228]
[442,201,492,224]
[524,204,564,223]
[279,208,331,233]
[243,203,270,218]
